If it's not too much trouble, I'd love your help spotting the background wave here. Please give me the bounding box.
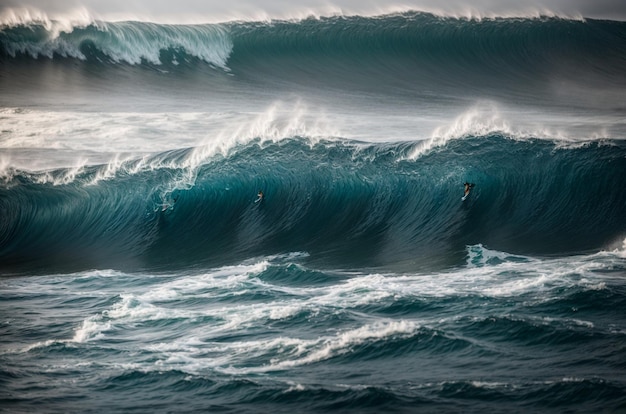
[1,135,625,274]
[2,14,625,88]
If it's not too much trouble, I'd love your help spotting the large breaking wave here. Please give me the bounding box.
[1,135,625,274]
[1,13,625,82]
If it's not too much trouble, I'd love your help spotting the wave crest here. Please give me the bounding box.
[1,16,233,67]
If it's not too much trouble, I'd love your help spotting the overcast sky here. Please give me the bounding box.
[2,0,626,23]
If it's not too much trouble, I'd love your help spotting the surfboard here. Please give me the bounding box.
[255,191,264,204]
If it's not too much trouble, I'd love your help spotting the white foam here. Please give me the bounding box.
[9,247,613,378]
[104,294,184,321]
[214,319,420,374]
[401,102,521,160]
[32,161,87,186]
[468,380,510,390]
[0,156,14,184]
[0,102,342,182]
[150,261,270,296]
[461,244,626,299]
[72,262,304,342]
[0,109,211,155]
[399,100,614,160]
[90,21,232,67]
[72,316,111,343]
[289,245,621,305]
[0,8,233,66]
[285,383,306,392]
[86,154,136,186]
[5,247,614,373]
[0,6,94,35]
[183,100,339,170]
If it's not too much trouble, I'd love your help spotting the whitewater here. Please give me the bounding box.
[1,7,626,413]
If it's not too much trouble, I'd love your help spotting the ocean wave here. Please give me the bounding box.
[2,12,624,79]
[1,135,625,273]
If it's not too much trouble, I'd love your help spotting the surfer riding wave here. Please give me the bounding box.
[463,182,475,200]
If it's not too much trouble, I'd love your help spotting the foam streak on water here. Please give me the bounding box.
[1,245,626,412]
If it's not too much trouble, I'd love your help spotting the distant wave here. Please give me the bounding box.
[1,13,625,82]
[1,135,625,273]
[1,10,625,129]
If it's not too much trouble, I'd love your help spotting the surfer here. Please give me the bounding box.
[160,194,179,212]
[255,190,264,203]
[463,182,475,198]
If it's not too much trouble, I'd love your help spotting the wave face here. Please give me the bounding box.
[1,136,625,273]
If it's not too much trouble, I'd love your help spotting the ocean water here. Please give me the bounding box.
[1,10,626,413]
